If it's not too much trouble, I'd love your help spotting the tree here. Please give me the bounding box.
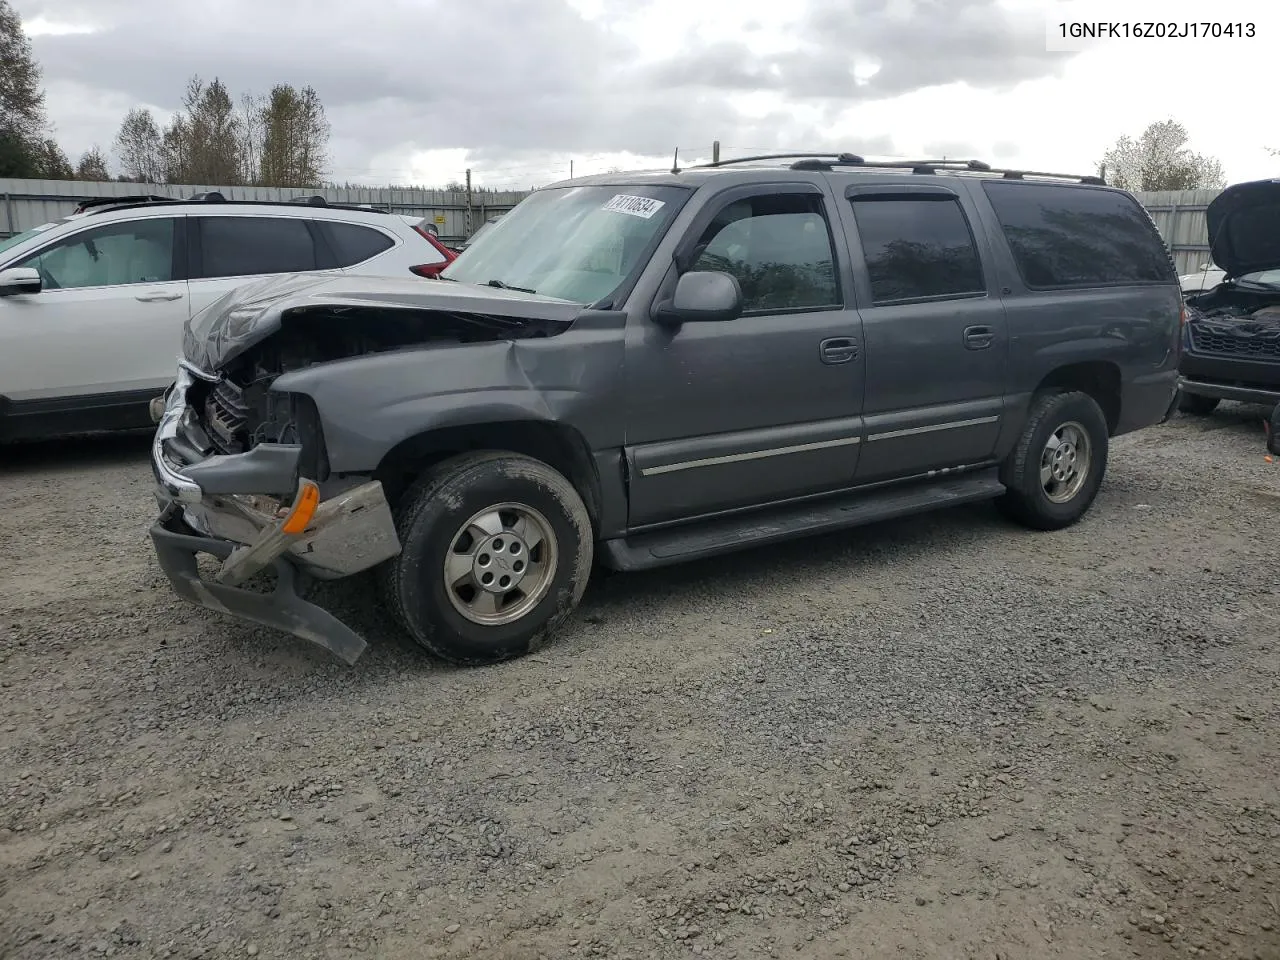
[75,146,110,181]
[259,83,329,187]
[161,113,191,184]
[0,0,51,176]
[162,75,242,185]
[1100,119,1226,191]
[236,92,265,185]
[32,137,71,178]
[113,107,164,183]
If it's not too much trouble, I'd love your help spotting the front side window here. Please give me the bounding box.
[691,194,839,313]
[982,181,1174,289]
[198,216,318,279]
[850,197,984,303]
[16,218,175,289]
[442,184,689,304]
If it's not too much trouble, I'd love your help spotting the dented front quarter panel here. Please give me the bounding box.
[268,309,630,475]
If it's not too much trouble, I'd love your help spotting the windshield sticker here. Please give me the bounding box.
[602,194,666,219]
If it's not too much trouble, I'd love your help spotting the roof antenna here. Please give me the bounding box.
[671,147,680,175]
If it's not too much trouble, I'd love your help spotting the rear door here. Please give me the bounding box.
[831,181,1009,483]
[0,214,189,406]
[187,213,337,320]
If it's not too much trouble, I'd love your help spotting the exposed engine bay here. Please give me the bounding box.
[184,304,570,463]
[1185,282,1280,361]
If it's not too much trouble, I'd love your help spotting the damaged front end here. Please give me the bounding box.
[149,274,581,663]
[150,361,403,664]
[1178,178,1280,407]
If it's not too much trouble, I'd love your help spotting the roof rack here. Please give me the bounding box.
[696,152,866,168]
[695,152,1105,185]
[73,194,171,213]
[76,192,398,217]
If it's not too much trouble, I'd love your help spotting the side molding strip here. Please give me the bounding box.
[641,435,862,477]
[866,415,1000,443]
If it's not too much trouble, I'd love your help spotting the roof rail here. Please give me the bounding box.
[76,192,400,218]
[794,155,1104,184]
[694,151,1105,185]
[695,152,866,168]
[74,194,171,213]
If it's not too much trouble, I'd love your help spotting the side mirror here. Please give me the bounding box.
[0,266,41,297]
[652,270,743,326]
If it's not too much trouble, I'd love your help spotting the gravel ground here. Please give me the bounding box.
[2,406,1279,960]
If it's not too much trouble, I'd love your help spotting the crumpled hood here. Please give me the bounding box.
[183,272,585,372]
[1206,178,1280,279]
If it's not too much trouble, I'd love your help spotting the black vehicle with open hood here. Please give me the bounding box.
[1176,178,1280,416]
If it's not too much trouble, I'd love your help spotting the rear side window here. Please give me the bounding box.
[982,182,1174,289]
[849,197,985,303]
[197,216,318,279]
[324,222,395,267]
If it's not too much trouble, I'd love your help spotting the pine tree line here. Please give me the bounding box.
[114,77,330,187]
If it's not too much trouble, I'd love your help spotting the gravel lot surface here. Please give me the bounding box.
[2,406,1279,960]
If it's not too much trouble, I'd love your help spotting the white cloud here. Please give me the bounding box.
[19,0,1275,187]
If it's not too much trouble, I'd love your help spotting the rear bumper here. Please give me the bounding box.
[150,508,370,664]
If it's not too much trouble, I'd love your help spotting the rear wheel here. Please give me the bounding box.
[379,451,594,665]
[1176,391,1220,416]
[997,390,1109,531]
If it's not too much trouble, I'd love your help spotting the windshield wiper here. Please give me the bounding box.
[485,279,537,294]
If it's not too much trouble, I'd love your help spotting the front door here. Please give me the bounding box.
[624,184,866,528]
[832,183,1009,484]
[0,215,189,407]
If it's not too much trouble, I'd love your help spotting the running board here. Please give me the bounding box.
[600,469,1006,572]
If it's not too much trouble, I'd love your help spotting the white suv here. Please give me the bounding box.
[0,193,456,441]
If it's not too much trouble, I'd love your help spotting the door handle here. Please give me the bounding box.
[963,325,994,350]
[819,337,858,364]
[135,290,183,303]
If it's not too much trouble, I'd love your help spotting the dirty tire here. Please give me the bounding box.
[379,451,594,666]
[997,390,1109,531]
[1176,391,1220,416]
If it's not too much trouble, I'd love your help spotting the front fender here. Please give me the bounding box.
[270,335,623,474]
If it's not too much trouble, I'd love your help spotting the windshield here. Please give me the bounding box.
[442,184,690,304]
[458,217,499,251]
[0,221,63,258]
[1236,268,1280,288]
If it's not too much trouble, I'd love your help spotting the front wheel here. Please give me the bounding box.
[997,390,1109,531]
[379,451,594,665]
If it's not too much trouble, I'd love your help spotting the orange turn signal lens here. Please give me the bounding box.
[280,479,321,535]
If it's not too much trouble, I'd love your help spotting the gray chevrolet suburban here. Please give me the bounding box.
[148,153,1182,666]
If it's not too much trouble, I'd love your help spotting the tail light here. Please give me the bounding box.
[409,223,456,279]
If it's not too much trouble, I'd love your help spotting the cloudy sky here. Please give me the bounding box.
[16,0,1279,190]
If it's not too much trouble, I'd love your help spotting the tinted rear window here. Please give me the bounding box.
[981,182,1174,289]
[198,216,318,278]
[325,222,395,267]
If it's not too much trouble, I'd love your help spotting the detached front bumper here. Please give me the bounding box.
[148,362,401,664]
